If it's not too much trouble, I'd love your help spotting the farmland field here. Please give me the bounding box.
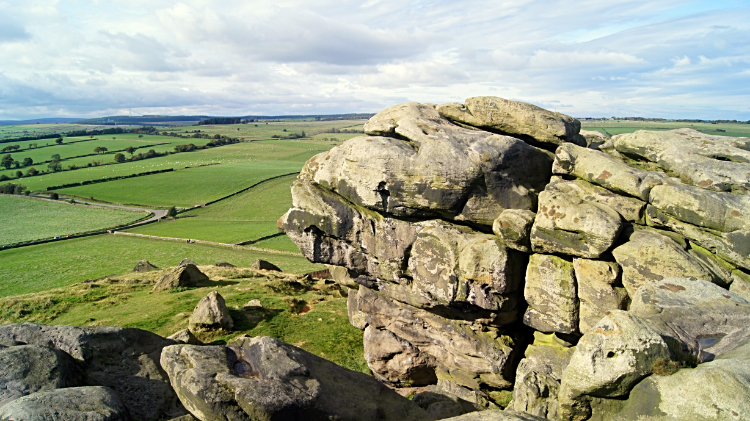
[0,123,140,139]
[0,196,147,244]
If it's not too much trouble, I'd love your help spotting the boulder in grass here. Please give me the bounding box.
[133,260,158,272]
[0,386,130,421]
[213,262,235,268]
[188,291,234,333]
[160,336,433,421]
[152,264,209,293]
[251,259,282,272]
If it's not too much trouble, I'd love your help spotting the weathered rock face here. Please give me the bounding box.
[152,263,209,292]
[282,97,750,420]
[0,323,185,421]
[251,259,281,271]
[160,336,432,421]
[188,291,234,332]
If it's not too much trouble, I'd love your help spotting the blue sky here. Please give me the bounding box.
[0,0,748,120]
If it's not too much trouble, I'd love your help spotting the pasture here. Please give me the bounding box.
[0,196,147,245]
[126,174,298,246]
[0,123,140,139]
[581,120,750,138]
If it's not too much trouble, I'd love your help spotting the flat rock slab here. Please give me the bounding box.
[440,409,547,421]
[160,336,432,421]
[523,254,579,334]
[0,386,130,421]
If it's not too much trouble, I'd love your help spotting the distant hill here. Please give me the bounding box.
[0,118,83,126]
[77,113,376,126]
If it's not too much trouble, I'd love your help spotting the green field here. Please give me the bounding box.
[160,119,367,142]
[0,234,323,298]
[126,174,297,245]
[581,120,750,138]
[0,123,140,139]
[0,196,147,244]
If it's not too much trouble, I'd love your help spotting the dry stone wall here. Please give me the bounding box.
[281,96,750,420]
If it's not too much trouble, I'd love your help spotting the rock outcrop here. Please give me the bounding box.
[281,96,750,420]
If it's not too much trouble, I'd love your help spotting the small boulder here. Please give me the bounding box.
[133,260,158,272]
[188,291,234,332]
[0,386,131,421]
[251,259,282,272]
[242,299,263,310]
[166,329,202,345]
[152,264,209,292]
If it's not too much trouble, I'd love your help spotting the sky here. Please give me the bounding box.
[0,0,749,120]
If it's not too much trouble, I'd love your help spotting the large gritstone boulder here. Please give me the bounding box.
[0,323,185,421]
[0,345,85,408]
[160,336,432,421]
[0,386,131,421]
[437,96,586,148]
[523,254,578,334]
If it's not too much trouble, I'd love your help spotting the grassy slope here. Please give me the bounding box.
[0,234,323,297]
[126,174,297,245]
[0,267,367,373]
[0,196,147,244]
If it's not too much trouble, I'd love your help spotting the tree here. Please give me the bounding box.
[15,171,22,178]
[94,147,108,154]
[55,137,63,144]
[138,134,143,138]
[26,167,39,176]
[51,153,61,161]
[22,157,33,167]
[125,146,136,156]
[166,206,178,219]
[47,160,62,172]
[114,153,126,163]
[50,192,59,200]
[1,154,13,170]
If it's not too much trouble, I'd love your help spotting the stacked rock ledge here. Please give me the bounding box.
[281,96,750,420]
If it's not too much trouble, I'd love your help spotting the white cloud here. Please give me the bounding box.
[0,0,748,119]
